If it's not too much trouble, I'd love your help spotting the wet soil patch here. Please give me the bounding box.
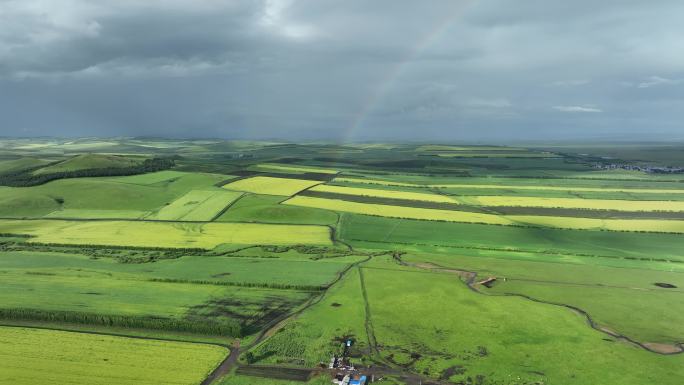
[236,365,314,381]
[440,365,466,380]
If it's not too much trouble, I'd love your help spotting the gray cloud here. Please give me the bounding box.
[1,0,683,141]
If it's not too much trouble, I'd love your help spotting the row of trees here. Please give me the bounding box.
[0,308,242,337]
[0,157,175,187]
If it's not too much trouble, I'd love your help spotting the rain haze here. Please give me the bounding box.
[1,0,683,142]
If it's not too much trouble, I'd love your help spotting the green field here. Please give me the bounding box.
[148,189,243,221]
[286,195,684,233]
[33,154,143,175]
[2,138,684,385]
[310,184,457,203]
[362,266,684,385]
[216,194,338,225]
[0,326,227,385]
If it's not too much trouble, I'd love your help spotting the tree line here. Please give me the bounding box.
[0,157,175,187]
[0,308,242,337]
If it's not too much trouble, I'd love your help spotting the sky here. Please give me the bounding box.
[1,0,683,142]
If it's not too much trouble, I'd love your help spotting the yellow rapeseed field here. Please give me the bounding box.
[284,196,684,234]
[431,184,684,194]
[459,196,684,212]
[509,215,684,233]
[0,219,332,248]
[0,326,227,385]
[284,196,512,225]
[147,189,242,221]
[223,176,322,196]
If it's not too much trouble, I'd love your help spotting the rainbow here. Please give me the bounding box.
[345,1,476,142]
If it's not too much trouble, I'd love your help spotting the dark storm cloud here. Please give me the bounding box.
[1,0,683,141]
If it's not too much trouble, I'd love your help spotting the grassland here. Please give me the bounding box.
[435,152,557,158]
[399,251,684,345]
[0,219,332,248]
[362,266,684,385]
[339,213,684,262]
[0,326,227,385]
[248,268,369,366]
[216,194,338,226]
[33,154,143,175]
[255,163,338,174]
[0,171,227,218]
[223,176,321,196]
[0,157,50,174]
[147,189,243,221]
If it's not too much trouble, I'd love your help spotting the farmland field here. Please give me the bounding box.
[2,138,684,385]
[0,219,332,248]
[456,195,684,211]
[0,326,227,385]
[147,189,243,221]
[310,184,457,203]
[223,176,322,196]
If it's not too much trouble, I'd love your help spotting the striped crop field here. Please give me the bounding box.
[416,145,529,152]
[0,326,227,385]
[223,176,322,196]
[284,196,512,225]
[332,177,419,187]
[0,219,332,248]
[310,184,457,203]
[431,183,684,194]
[509,215,684,233]
[147,189,243,221]
[256,163,338,174]
[284,196,684,233]
[436,152,558,158]
[457,196,684,212]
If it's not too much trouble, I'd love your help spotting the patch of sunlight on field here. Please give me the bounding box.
[311,184,457,203]
[256,163,338,174]
[223,176,322,196]
[283,196,512,225]
[0,326,226,385]
[461,196,684,212]
[147,189,243,221]
[0,219,332,248]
